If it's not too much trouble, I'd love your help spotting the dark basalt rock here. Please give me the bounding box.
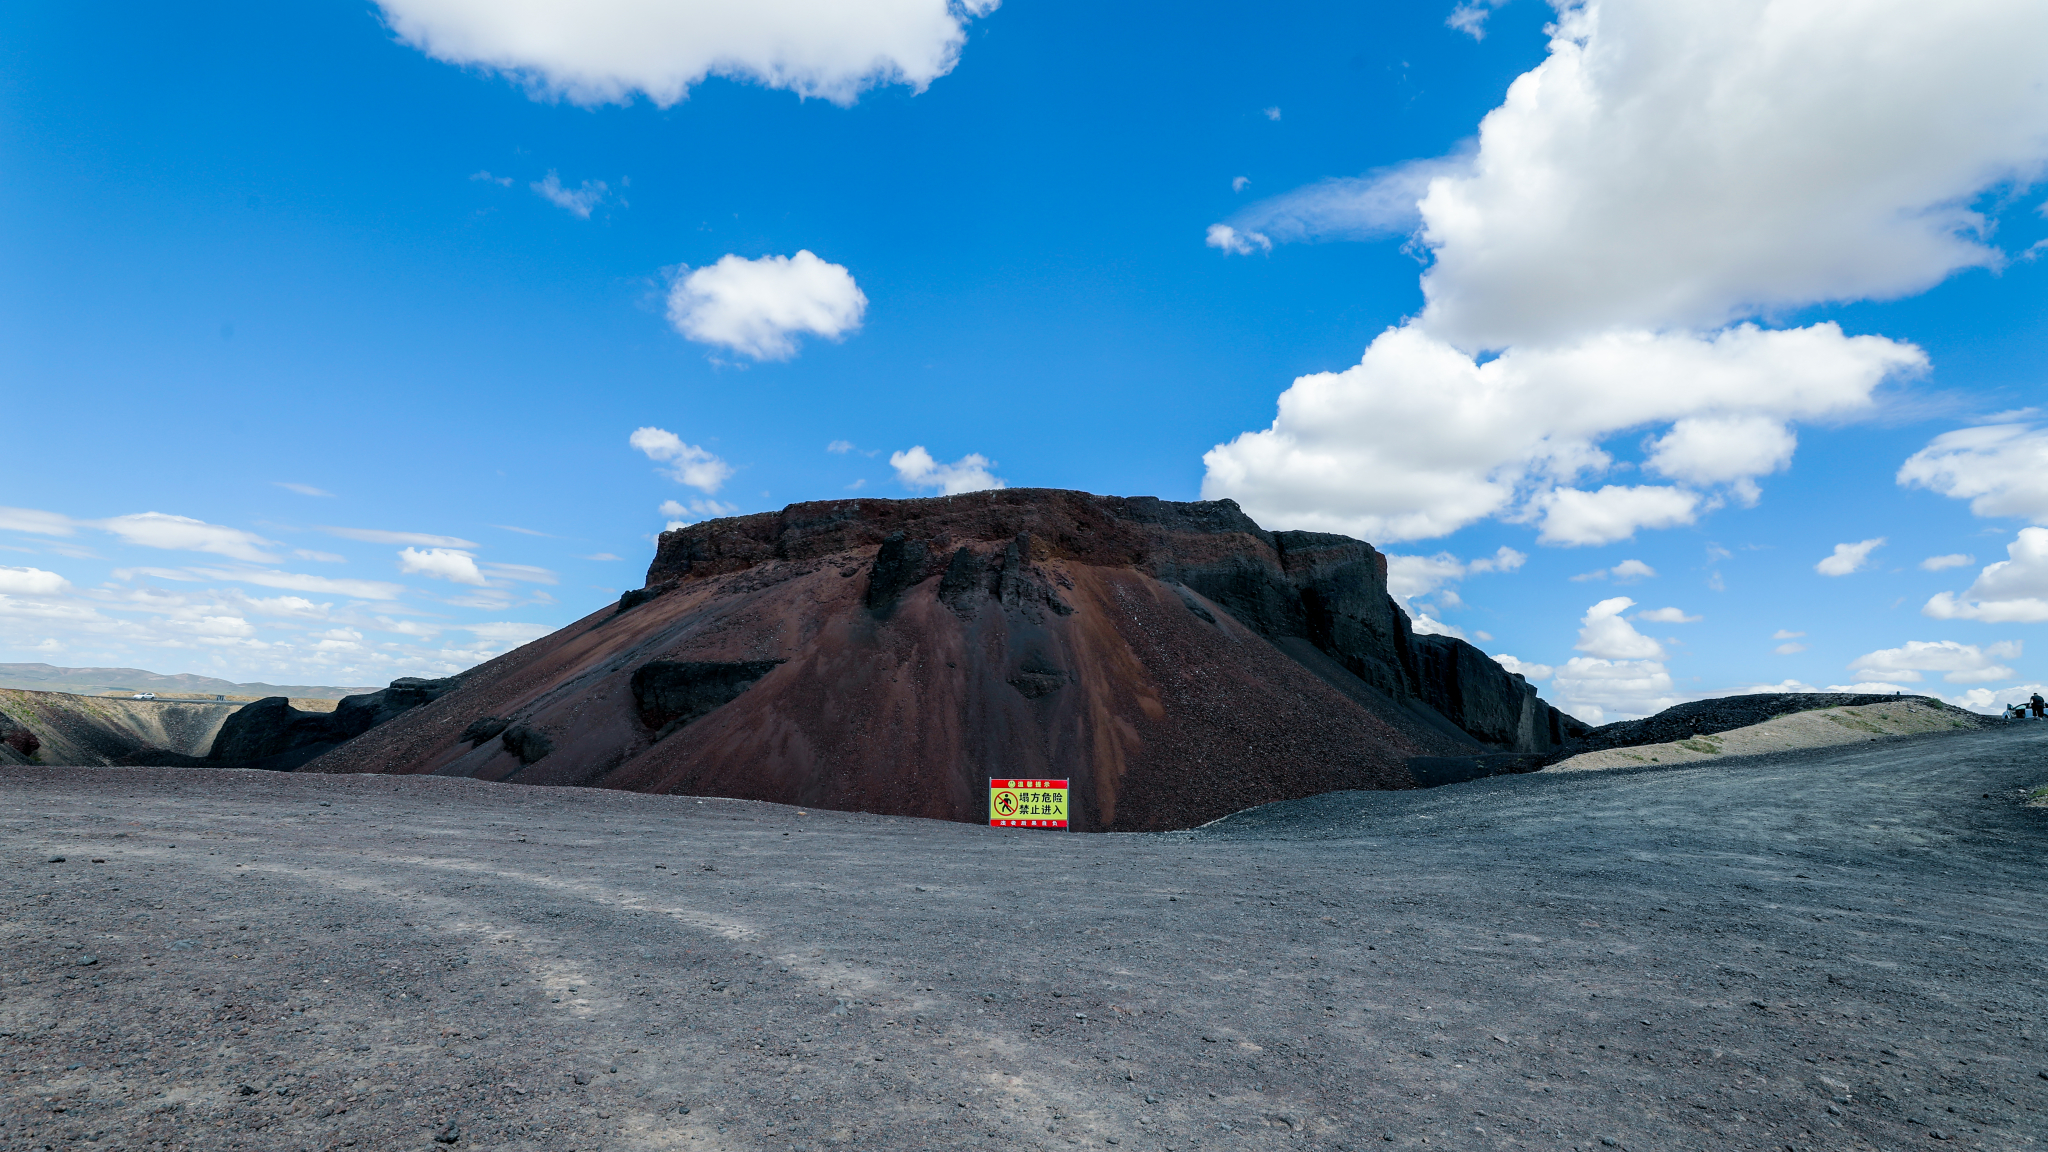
[631,660,785,739]
[640,488,1580,756]
[864,533,930,612]
[937,546,983,614]
[208,675,464,771]
[0,712,38,758]
[1412,634,1589,753]
[499,724,554,765]
[616,581,676,615]
[461,716,510,746]
[1008,653,1068,700]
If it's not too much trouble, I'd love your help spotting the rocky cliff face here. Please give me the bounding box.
[207,676,462,771]
[305,490,1581,829]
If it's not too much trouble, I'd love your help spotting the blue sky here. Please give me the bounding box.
[2,0,2046,719]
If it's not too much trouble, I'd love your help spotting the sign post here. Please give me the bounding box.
[988,778,1069,828]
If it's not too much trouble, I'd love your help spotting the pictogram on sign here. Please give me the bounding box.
[989,778,1069,828]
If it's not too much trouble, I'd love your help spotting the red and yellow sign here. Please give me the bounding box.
[989,778,1069,828]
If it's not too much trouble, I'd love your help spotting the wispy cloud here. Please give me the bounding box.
[101,512,278,563]
[531,171,609,218]
[273,482,334,498]
[0,506,77,536]
[183,566,406,601]
[1206,153,1470,254]
[321,526,480,549]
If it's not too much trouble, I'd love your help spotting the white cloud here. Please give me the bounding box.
[1897,424,2048,522]
[1816,537,1885,576]
[0,567,70,596]
[826,440,856,454]
[631,427,735,493]
[481,562,559,585]
[1635,606,1700,624]
[1262,107,1281,121]
[1609,559,1655,582]
[1774,642,1808,655]
[101,513,278,563]
[1385,546,1524,629]
[294,549,347,564]
[1772,629,1805,639]
[1491,653,1553,681]
[531,171,609,218]
[1923,527,2048,622]
[1644,415,1796,505]
[1232,176,1250,193]
[1467,546,1526,574]
[1206,156,1466,249]
[1204,224,1270,256]
[1551,657,1678,725]
[584,553,623,561]
[1920,553,1974,571]
[1447,0,1510,40]
[237,595,332,620]
[468,622,554,647]
[183,567,407,601]
[659,498,739,522]
[273,482,334,498]
[397,547,489,587]
[470,170,513,187]
[1204,0,2041,547]
[666,251,866,360]
[1384,553,1468,604]
[1411,614,1468,640]
[374,0,999,107]
[1202,323,1916,543]
[0,507,76,536]
[1535,485,1702,547]
[1850,639,2021,685]
[321,526,480,548]
[1574,596,1664,660]
[890,446,1004,494]
[1411,0,2048,350]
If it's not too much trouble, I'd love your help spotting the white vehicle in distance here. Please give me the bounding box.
[132,692,157,700]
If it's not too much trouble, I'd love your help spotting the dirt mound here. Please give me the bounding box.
[306,489,1583,830]
[1545,698,1987,771]
[1542,691,1989,764]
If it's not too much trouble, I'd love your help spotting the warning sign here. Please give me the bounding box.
[989,778,1069,828]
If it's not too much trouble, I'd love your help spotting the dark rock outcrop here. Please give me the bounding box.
[631,661,784,739]
[304,489,1585,829]
[0,712,39,758]
[498,724,554,765]
[461,716,510,746]
[209,675,463,771]
[864,533,930,611]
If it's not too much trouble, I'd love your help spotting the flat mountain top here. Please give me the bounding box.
[0,662,374,701]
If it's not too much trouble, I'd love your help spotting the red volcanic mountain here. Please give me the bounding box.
[305,490,1583,831]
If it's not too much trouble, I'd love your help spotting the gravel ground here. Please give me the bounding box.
[1,722,2044,1152]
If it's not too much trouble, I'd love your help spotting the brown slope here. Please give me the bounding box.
[305,489,1578,829]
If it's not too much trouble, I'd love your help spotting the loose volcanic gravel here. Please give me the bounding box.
[1,722,2044,1152]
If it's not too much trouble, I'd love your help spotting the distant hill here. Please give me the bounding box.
[0,663,375,702]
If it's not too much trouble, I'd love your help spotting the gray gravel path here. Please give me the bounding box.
[1,722,2044,1152]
